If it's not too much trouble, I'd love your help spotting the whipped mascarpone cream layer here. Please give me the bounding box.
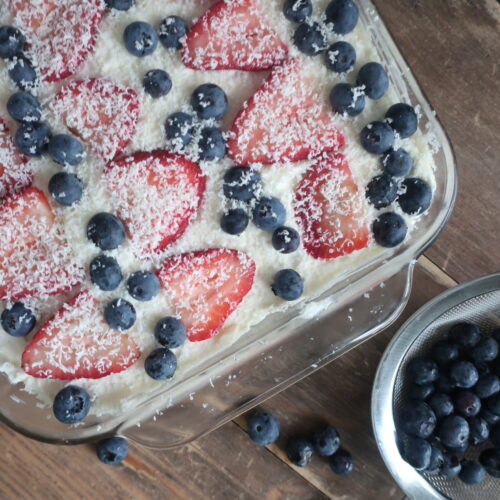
[0,0,436,416]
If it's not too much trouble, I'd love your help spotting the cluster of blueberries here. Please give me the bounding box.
[247,410,354,474]
[399,322,500,484]
[221,166,304,302]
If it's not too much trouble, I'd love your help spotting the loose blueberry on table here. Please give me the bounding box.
[96,436,129,465]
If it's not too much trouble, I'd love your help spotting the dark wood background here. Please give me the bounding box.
[1,1,499,498]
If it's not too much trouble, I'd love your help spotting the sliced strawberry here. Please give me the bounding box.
[227,58,345,166]
[158,249,256,342]
[0,187,84,301]
[0,116,31,200]
[182,0,287,71]
[104,150,206,258]
[294,153,371,260]
[7,0,106,82]
[22,290,141,380]
[49,78,139,161]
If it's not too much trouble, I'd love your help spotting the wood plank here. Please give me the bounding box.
[371,0,500,282]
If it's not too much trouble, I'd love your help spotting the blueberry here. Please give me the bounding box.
[0,26,25,59]
[247,411,280,446]
[252,197,286,231]
[48,134,85,166]
[399,401,436,439]
[105,0,134,10]
[191,84,228,120]
[104,299,136,331]
[8,55,37,90]
[287,438,314,467]
[325,41,356,73]
[475,374,500,399]
[158,16,189,49]
[446,440,468,454]
[220,209,249,235]
[154,317,187,349]
[409,383,434,401]
[468,416,489,445]
[426,446,445,475]
[453,390,481,418]
[459,460,486,485]
[96,437,129,465]
[48,172,83,206]
[450,360,479,389]
[293,22,327,56]
[440,453,461,477]
[479,448,500,478]
[15,122,51,156]
[198,127,226,161]
[165,112,194,148]
[272,269,304,301]
[372,212,407,248]
[385,103,418,139]
[400,436,431,470]
[436,372,455,394]
[381,149,413,177]
[272,226,300,254]
[360,121,395,155]
[144,347,177,380]
[330,83,365,117]
[127,271,160,302]
[313,426,340,456]
[398,178,432,215]
[1,302,36,337]
[53,386,90,424]
[406,358,439,385]
[480,407,500,425]
[283,0,312,23]
[472,337,499,364]
[143,69,172,98]
[487,393,500,416]
[366,174,398,209]
[329,448,354,475]
[325,0,359,34]
[223,166,262,202]
[438,415,469,449]
[7,92,41,123]
[427,393,454,419]
[449,322,480,348]
[123,22,158,57]
[431,341,459,366]
[89,255,123,292]
[87,213,126,250]
[357,62,389,100]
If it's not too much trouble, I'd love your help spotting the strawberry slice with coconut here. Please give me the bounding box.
[227,58,345,166]
[7,0,106,82]
[22,290,141,380]
[182,0,287,71]
[294,153,371,260]
[50,78,140,161]
[157,249,256,342]
[0,116,31,201]
[0,187,84,301]
[104,150,206,259]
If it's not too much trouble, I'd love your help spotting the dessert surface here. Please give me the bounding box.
[0,0,436,418]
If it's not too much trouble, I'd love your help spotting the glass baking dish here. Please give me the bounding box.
[0,0,457,447]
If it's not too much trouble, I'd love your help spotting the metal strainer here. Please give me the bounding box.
[372,273,500,499]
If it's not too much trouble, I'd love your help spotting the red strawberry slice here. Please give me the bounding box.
[294,153,371,260]
[104,150,206,258]
[50,78,140,161]
[7,0,106,82]
[22,290,141,380]
[228,58,345,166]
[158,249,256,342]
[182,0,287,71]
[0,187,84,301]
[0,116,31,200]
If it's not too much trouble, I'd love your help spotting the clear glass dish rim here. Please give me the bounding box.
[0,0,458,445]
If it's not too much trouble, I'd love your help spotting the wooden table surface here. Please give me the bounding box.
[1,1,499,499]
